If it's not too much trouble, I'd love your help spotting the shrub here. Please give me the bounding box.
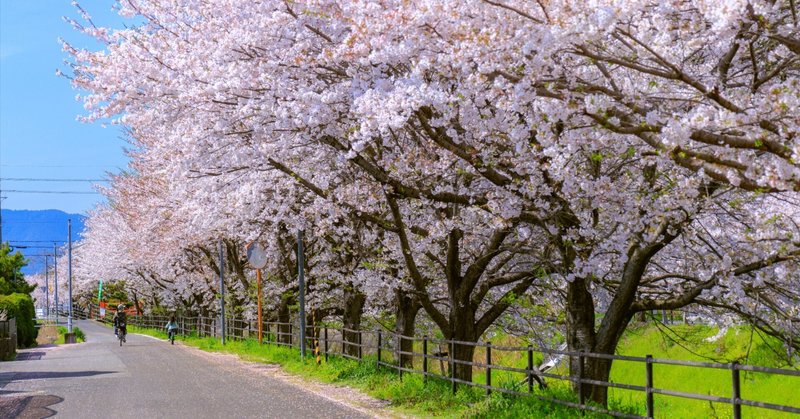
[73,327,86,342]
[0,293,38,347]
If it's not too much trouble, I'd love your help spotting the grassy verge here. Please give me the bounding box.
[55,326,86,344]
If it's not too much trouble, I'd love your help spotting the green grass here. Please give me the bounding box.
[609,324,800,419]
[55,326,86,344]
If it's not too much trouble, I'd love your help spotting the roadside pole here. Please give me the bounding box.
[67,219,73,333]
[298,229,306,359]
[219,240,226,345]
[45,256,50,318]
[54,243,58,324]
[245,242,267,344]
[257,268,262,343]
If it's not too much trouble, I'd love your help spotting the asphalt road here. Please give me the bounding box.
[0,320,372,418]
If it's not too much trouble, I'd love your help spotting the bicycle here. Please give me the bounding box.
[117,323,127,346]
[168,328,176,345]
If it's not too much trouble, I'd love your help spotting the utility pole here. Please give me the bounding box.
[68,219,73,333]
[45,256,50,318]
[0,179,5,244]
[219,239,226,345]
[54,243,59,324]
[0,193,4,244]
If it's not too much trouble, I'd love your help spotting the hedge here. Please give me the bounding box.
[0,293,38,348]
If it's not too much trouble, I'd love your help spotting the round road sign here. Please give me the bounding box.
[246,242,268,269]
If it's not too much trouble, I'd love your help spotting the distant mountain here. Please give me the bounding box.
[1,209,86,275]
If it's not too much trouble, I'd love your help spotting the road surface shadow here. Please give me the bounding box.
[0,371,115,383]
[0,394,63,419]
[14,352,46,361]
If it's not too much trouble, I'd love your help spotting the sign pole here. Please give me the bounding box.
[219,240,226,345]
[298,229,306,359]
[257,269,263,343]
[246,242,268,345]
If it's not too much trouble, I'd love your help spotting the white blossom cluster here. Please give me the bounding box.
[60,0,799,356]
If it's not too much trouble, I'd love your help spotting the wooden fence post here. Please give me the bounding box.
[324,327,328,362]
[732,361,741,419]
[646,354,654,418]
[398,334,403,381]
[527,345,534,393]
[451,340,457,394]
[423,336,428,385]
[486,342,492,396]
[377,331,382,366]
[577,351,585,406]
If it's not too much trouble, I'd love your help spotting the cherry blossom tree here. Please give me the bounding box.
[62,0,800,406]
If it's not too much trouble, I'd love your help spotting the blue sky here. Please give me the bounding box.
[1,1,131,215]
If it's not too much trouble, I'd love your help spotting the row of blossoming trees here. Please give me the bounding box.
[61,0,799,406]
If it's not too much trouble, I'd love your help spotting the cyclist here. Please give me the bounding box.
[165,315,179,344]
[113,304,127,342]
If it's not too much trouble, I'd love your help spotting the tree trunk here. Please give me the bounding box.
[342,289,366,358]
[395,290,420,368]
[131,291,143,315]
[277,298,292,345]
[584,357,613,406]
[449,306,478,383]
[451,338,476,383]
[565,278,597,396]
[582,311,634,407]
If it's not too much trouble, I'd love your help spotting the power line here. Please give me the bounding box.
[0,164,117,168]
[2,190,99,195]
[6,240,67,243]
[1,221,82,224]
[1,178,108,182]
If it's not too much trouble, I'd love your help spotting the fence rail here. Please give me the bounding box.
[91,310,799,419]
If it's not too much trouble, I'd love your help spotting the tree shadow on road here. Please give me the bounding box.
[0,370,115,383]
[0,394,63,419]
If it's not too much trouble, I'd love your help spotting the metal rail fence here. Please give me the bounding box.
[101,311,799,419]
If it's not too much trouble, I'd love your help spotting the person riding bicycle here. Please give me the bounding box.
[113,304,127,342]
[165,315,178,344]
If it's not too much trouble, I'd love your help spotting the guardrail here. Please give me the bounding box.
[99,311,800,418]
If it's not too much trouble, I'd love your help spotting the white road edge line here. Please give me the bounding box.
[130,333,164,341]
